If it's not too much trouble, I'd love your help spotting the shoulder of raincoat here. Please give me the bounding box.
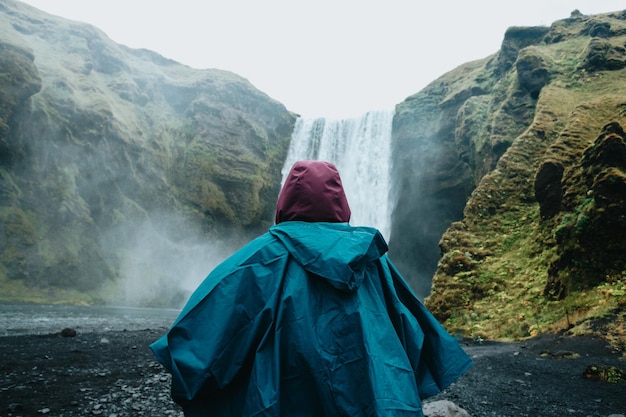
[150,221,473,417]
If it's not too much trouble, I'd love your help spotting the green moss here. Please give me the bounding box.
[426,12,626,350]
[0,271,101,305]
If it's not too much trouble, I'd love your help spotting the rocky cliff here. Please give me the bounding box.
[0,1,296,305]
[390,9,625,345]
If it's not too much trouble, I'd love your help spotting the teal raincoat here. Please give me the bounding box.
[150,221,472,416]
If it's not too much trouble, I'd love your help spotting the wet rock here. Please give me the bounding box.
[8,403,23,411]
[423,400,470,417]
[60,327,77,337]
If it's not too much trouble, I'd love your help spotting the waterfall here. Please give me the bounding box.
[281,110,394,240]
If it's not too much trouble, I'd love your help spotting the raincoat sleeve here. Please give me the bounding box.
[379,256,474,399]
[150,236,288,404]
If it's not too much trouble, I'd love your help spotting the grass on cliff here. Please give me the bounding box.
[434,19,626,352]
[445,168,626,351]
[445,202,625,348]
[444,196,626,352]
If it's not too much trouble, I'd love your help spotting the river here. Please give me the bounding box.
[0,303,180,336]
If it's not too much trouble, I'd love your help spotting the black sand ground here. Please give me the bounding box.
[0,329,624,417]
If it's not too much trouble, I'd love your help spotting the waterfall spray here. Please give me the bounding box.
[281,110,394,240]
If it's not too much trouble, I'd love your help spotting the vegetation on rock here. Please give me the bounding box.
[412,9,626,349]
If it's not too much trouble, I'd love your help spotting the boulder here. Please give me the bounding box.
[423,400,470,417]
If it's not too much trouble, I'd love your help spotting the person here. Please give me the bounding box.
[150,160,473,416]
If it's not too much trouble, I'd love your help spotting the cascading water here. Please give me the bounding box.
[281,110,395,240]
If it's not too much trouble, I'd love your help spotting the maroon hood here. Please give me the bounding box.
[275,160,351,224]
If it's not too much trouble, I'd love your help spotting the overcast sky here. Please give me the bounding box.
[17,1,626,119]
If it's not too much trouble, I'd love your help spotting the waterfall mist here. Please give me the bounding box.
[282,110,395,240]
[100,213,238,308]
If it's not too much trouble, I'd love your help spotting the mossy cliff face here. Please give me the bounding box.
[0,1,296,305]
[390,25,546,298]
[396,9,626,344]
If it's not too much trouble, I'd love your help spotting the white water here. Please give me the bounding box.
[281,110,394,240]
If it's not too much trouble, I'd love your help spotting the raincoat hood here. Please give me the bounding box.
[275,160,351,224]
[270,221,387,292]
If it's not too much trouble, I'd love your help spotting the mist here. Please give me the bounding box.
[100,213,239,309]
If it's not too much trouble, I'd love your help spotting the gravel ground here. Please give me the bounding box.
[0,328,624,417]
[0,328,180,417]
[431,334,626,417]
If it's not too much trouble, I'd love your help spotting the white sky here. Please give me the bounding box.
[17,1,626,119]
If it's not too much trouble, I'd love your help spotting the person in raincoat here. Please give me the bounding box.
[150,160,473,416]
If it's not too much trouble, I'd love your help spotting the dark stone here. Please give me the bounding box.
[8,403,24,411]
[60,327,77,337]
